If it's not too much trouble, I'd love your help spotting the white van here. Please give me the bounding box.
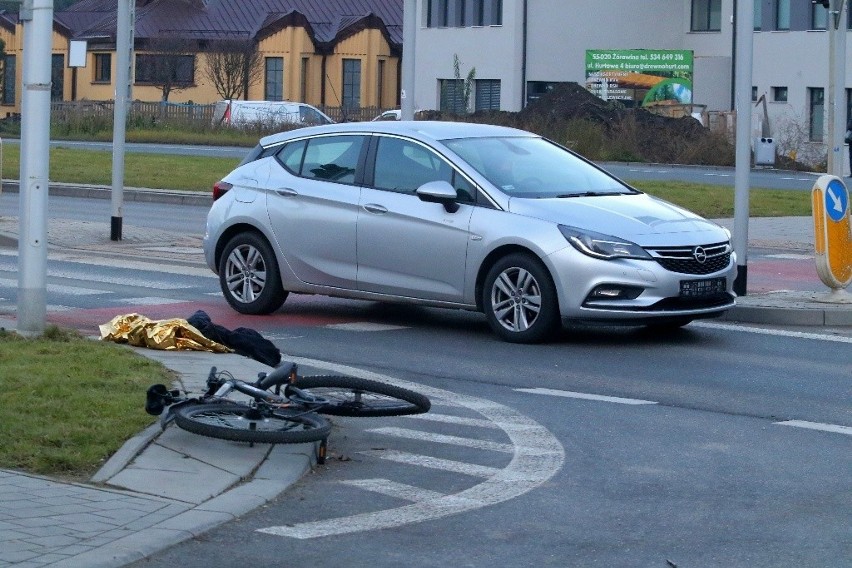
[213,100,334,128]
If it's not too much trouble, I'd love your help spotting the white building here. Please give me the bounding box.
[410,0,850,164]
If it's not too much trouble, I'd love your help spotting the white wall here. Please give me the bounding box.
[412,0,524,112]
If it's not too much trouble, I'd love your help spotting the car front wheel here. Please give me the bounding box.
[219,232,287,315]
[483,253,559,343]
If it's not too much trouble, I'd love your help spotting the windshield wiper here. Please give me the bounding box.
[556,191,609,198]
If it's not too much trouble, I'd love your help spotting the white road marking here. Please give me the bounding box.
[117,297,192,305]
[694,321,852,344]
[0,249,214,278]
[366,427,515,453]
[358,450,501,477]
[775,420,852,436]
[325,322,409,332]
[44,267,193,289]
[406,412,500,429]
[515,387,658,405]
[0,276,107,296]
[339,479,446,502]
[765,253,812,260]
[257,356,564,540]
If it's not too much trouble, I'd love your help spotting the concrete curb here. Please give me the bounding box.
[1,179,212,207]
[90,423,162,484]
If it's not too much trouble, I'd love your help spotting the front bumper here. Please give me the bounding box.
[546,245,738,324]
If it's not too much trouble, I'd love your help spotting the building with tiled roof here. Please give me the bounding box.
[0,0,403,116]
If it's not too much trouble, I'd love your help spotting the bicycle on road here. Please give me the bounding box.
[145,361,431,461]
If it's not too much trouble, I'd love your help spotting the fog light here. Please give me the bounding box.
[587,285,644,301]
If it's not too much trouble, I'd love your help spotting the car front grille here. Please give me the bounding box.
[646,242,731,275]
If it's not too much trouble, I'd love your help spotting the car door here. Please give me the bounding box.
[265,134,367,288]
[356,135,476,302]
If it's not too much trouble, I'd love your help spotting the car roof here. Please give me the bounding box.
[259,120,537,147]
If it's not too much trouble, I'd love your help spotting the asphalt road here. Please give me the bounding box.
[2,137,822,191]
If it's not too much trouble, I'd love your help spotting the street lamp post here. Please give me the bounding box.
[733,0,754,296]
[16,0,53,335]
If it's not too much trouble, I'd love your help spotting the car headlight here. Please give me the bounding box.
[559,226,651,260]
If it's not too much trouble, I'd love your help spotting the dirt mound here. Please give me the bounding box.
[518,83,715,163]
[417,82,732,164]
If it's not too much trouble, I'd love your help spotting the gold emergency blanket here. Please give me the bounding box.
[99,313,233,353]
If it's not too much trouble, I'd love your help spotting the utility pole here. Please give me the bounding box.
[111,0,134,241]
[16,0,53,335]
[825,0,847,177]
[401,0,416,120]
[733,0,754,296]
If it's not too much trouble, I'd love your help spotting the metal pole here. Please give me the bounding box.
[825,0,846,177]
[16,0,53,335]
[400,0,416,120]
[733,0,754,296]
[111,0,134,240]
[827,0,847,177]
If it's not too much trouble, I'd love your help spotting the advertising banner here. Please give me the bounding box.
[585,49,694,108]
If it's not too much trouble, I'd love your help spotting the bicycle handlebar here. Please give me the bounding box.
[256,361,298,390]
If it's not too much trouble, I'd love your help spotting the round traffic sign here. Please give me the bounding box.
[825,179,849,223]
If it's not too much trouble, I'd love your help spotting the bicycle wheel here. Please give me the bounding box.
[289,375,431,417]
[174,403,330,444]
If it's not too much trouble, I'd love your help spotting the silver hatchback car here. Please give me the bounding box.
[203,121,736,343]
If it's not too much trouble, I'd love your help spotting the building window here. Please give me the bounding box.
[489,0,502,25]
[94,53,111,83]
[475,79,500,111]
[752,86,758,102]
[754,0,762,30]
[51,54,64,101]
[810,87,825,141]
[342,59,361,110]
[377,59,386,108]
[427,0,449,27]
[265,57,283,101]
[847,88,852,126]
[776,0,790,30]
[2,55,15,105]
[772,86,788,102]
[135,54,194,85]
[451,0,465,26]
[691,0,721,31]
[439,78,466,113]
[429,0,500,28]
[811,1,828,29]
[300,57,309,102]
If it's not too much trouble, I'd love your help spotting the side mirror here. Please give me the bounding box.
[416,180,460,213]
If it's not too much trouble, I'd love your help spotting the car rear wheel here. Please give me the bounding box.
[219,232,287,315]
[483,253,559,343]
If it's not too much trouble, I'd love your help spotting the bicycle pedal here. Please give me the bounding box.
[145,384,169,416]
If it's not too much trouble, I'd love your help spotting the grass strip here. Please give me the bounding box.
[0,144,812,217]
[0,326,172,480]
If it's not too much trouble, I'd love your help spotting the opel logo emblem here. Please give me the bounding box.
[693,246,707,264]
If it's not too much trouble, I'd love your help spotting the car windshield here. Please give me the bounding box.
[443,136,636,198]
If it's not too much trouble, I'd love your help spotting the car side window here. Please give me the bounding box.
[275,140,306,174]
[373,137,473,202]
[300,135,365,184]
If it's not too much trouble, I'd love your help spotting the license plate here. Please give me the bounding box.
[680,277,726,297]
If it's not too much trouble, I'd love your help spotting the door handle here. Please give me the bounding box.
[363,203,388,214]
[275,188,298,197]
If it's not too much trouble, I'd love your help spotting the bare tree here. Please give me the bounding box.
[137,37,196,102]
[204,39,262,102]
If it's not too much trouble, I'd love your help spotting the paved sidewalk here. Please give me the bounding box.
[0,347,323,568]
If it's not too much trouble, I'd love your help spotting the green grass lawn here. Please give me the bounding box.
[0,327,172,480]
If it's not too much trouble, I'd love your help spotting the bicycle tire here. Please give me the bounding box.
[174,403,330,444]
[288,375,431,417]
